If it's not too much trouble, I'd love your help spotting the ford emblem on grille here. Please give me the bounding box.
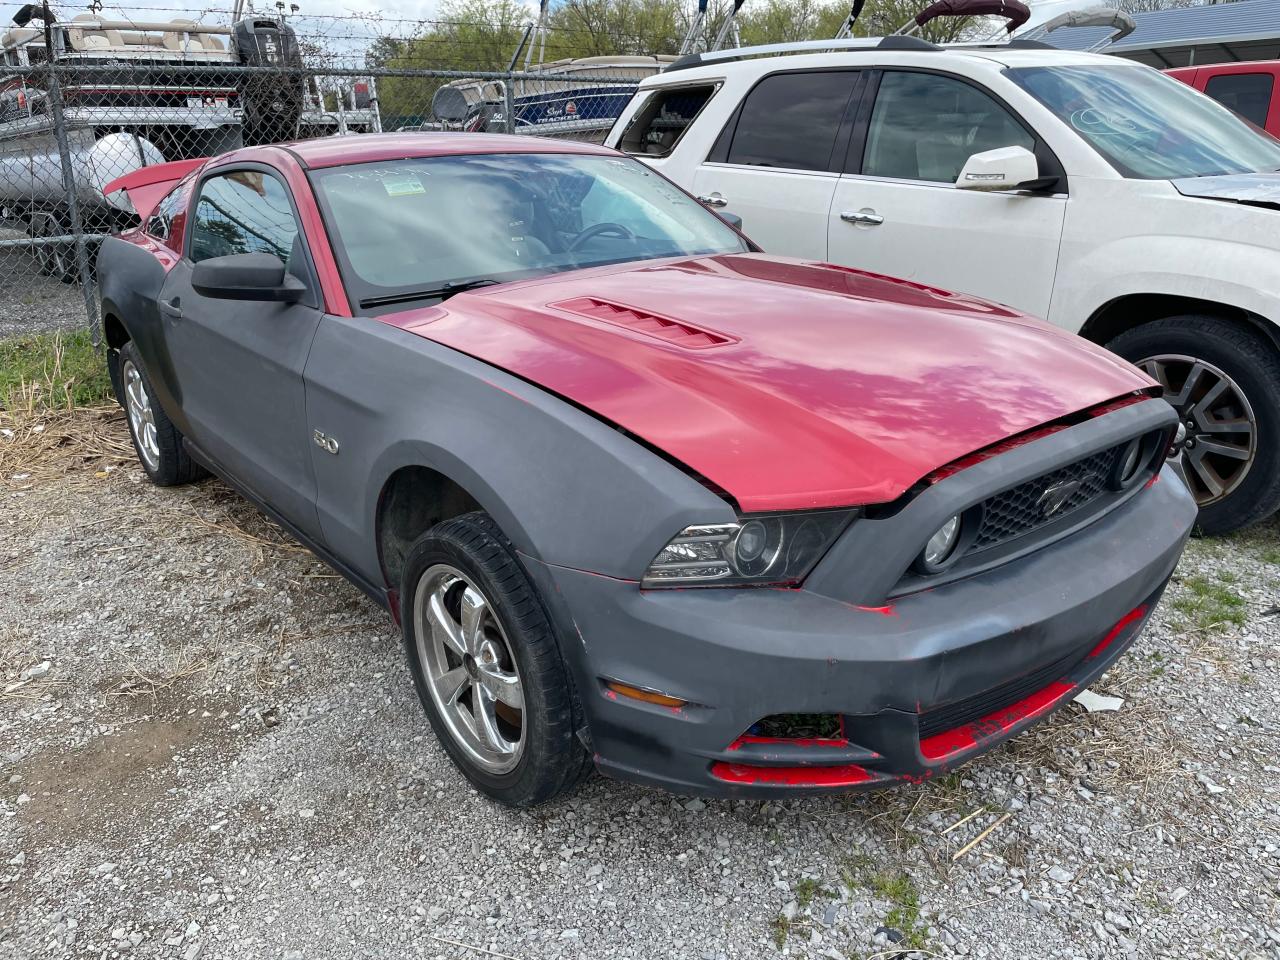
[1036,479,1082,517]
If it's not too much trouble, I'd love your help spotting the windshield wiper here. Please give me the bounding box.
[359,278,502,309]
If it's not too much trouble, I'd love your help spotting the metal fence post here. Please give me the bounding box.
[504,72,515,135]
[46,60,99,342]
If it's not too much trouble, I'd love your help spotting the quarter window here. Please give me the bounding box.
[189,170,300,264]
[726,71,859,172]
[618,84,717,157]
[863,71,1034,183]
[1204,73,1273,129]
[145,181,191,250]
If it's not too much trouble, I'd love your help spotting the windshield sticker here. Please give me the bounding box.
[382,175,427,197]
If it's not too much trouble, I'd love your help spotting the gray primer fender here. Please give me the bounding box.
[97,236,194,436]
[303,315,733,587]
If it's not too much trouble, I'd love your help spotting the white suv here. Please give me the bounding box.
[605,37,1280,534]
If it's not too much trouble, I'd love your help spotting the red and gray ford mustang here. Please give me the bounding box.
[98,133,1195,807]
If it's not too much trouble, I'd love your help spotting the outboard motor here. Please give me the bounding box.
[232,17,304,146]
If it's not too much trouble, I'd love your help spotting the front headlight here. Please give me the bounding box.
[642,511,856,588]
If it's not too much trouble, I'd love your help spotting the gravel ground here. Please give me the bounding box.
[1,406,1278,960]
[0,244,96,338]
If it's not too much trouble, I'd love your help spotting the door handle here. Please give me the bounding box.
[159,297,182,318]
[696,193,728,208]
[840,210,884,226]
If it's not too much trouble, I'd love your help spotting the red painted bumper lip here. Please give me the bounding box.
[706,602,1155,791]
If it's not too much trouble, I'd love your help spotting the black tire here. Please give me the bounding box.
[31,214,56,278]
[400,512,591,807]
[1108,316,1280,534]
[117,341,207,487]
[31,212,77,283]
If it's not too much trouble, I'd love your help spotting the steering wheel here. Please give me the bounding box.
[568,221,634,251]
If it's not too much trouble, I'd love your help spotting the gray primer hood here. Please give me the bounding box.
[1172,173,1280,207]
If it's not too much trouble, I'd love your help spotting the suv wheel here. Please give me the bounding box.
[400,512,591,807]
[1109,316,1280,534]
[118,342,208,486]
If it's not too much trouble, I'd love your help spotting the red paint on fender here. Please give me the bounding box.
[384,254,1156,511]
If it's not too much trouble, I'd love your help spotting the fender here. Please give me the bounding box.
[303,314,734,588]
[96,234,195,436]
[1052,233,1280,338]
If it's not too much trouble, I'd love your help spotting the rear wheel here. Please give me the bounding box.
[401,512,590,807]
[118,341,207,487]
[1108,316,1280,534]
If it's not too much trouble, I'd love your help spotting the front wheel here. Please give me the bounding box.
[400,512,591,807]
[1109,316,1280,534]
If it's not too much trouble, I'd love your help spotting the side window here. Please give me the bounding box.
[726,71,859,172]
[1204,73,1273,129]
[618,84,717,157]
[863,71,1034,184]
[188,170,300,265]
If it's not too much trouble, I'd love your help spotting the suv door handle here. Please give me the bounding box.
[159,297,182,318]
[840,210,884,226]
[697,193,728,208]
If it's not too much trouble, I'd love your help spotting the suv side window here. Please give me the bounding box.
[189,170,300,265]
[619,84,718,157]
[1204,73,1273,129]
[863,71,1034,184]
[726,71,859,172]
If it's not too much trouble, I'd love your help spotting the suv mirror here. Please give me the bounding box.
[955,146,1041,192]
[191,253,306,302]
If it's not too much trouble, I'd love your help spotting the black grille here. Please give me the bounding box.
[969,444,1122,553]
[917,643,1088,740]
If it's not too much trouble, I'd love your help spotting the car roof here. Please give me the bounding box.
[281,133,620,170]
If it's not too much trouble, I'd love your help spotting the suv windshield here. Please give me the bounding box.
[312,152,749,311]
[1007,64,1280,180]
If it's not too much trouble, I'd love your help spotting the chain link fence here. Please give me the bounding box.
[0,49,643,336]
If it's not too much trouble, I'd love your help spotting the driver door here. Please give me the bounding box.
[159,166,326,539]
[828,69,1066,318]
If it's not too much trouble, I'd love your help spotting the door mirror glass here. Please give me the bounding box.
[191,252,306,302]
[955,145,1040,192]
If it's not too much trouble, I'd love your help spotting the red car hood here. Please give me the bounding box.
[381,254,1153,511]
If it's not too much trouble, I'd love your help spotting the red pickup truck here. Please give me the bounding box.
[1167,61,1280,136]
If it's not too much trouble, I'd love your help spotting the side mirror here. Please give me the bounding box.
[716,210,744,231]
[955,145,1042,192]
[191,252,306,303]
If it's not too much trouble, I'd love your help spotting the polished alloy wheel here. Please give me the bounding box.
[414,564,525,774]
[1138,354,1257,507]
[122,359,161,473]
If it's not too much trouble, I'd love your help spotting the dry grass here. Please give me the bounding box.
[0,402,133,489]
[999,695,1185,797]
[109,650,213,699]
[1,399,309,564]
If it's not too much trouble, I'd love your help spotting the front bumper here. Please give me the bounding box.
[526,463,1195,797]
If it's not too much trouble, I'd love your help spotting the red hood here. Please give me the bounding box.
[381,254,1153,511]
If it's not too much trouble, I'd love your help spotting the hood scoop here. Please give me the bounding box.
[550,297,736,349]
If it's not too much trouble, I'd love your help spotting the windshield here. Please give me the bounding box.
[1007,64,1280,180]
[311,152,749,312]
